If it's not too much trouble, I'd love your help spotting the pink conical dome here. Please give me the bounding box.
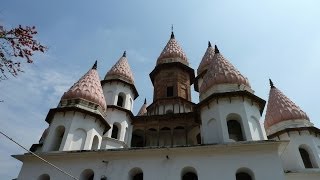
[105,51,134,84]
[137,98,147,116]
[200,45,250,93]
[157,32,189,66]
[61,61,107,110]
[264,80,309,129]
[197,41,215,75]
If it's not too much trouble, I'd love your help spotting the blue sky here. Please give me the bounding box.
[1,0,320,179]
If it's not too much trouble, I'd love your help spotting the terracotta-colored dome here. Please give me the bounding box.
[197,41,215,75]
[137,98,147,116]
[157,32,189,66]
[264,80,309,129]
[105,51,134,84]
[61,61,107,110]
[200,45,250,93]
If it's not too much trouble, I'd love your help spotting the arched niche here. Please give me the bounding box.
[129,167,143,180]
[181,166,198,180]
[38,174,50,180]
[91,135,99,150]
[71,128,87,150]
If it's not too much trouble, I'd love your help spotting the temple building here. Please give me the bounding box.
[13,32,320,180]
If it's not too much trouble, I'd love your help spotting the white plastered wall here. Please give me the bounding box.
[16,144,286,180]
[103,108,132,148]
[102,81,135,111]
[270,130,320,171]
[200,97,267,144]
[42,111,106,152]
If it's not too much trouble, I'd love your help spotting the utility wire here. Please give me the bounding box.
[0,130,79,180]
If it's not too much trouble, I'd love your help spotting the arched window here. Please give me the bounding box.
[131,129,145,147]
[51,126,65,151]
[129,168,143,180]
[38,174,50,180]
[236,172,252,180]
[91,135,99,150]
[181,167,198,180]
[117,93,126,107]
[111,123,121,139]
[173,126,186,146]
[299,147,314,168]
[236,168,254,180]
[159,127,171,146]
[80,169,94,180]
[227,120,244,141]
[146,128,158,146]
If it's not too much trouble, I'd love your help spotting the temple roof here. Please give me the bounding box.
[105,51,135,84]
[200,45,250,93]
[265,80,310,128]
[197,41,215,75]
[137,98,147,116]
[61,61,107,110]
[156,32,189,66]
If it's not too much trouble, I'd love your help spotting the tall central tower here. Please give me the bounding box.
[148,32,195,115]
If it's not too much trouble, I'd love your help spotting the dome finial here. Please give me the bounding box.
[208,41,212,47]
[170,24,175,39]
[144,98,147,104]
[122,51,126,57]
[214,45,220,53]
[269,79,275,88]
[92,60,97,69]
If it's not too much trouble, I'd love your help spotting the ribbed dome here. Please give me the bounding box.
[264,80,309,129]
[105,51,134,84]
[137,98,147,116]
[197,41,215,75]
[61,61,107,110]
[157,32,189,66]
[200,45,250,93]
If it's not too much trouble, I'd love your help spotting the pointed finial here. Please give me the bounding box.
[208,41,212,47]
[122,51,126,57]
[144,98,147,104]
[92,60,97,69]
[214,45,220,53]
[269,79,275,88]
[170,24,175,39]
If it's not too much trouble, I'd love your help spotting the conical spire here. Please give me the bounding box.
[200,46,250,93]
[197,41,215,75]
[61,62,107,110]
[105,52,135,84]
[264,80,309,129]
[157,32,188,66]
[137,98,147,116]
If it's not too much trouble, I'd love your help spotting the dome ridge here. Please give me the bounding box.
[200,46,250,93]
[105,52,134,84]
[61,62,107,110]
[264,81,309,129]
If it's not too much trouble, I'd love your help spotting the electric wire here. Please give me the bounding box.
[0,130,79,180]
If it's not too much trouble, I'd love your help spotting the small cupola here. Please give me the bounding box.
[156,31,189,66]
[199,45,251,95]
[60,61,107,111]
[264,79,311,132]
[104,51,135,85]
[137,98,148,116]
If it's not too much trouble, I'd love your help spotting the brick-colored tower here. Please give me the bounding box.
[148,32,195,115]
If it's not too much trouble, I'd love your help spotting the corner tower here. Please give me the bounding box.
[148,32,195,115]
[39,61,110,152]
[265,80,320,171]
[198,45,267,144]
[101,52,138,148]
